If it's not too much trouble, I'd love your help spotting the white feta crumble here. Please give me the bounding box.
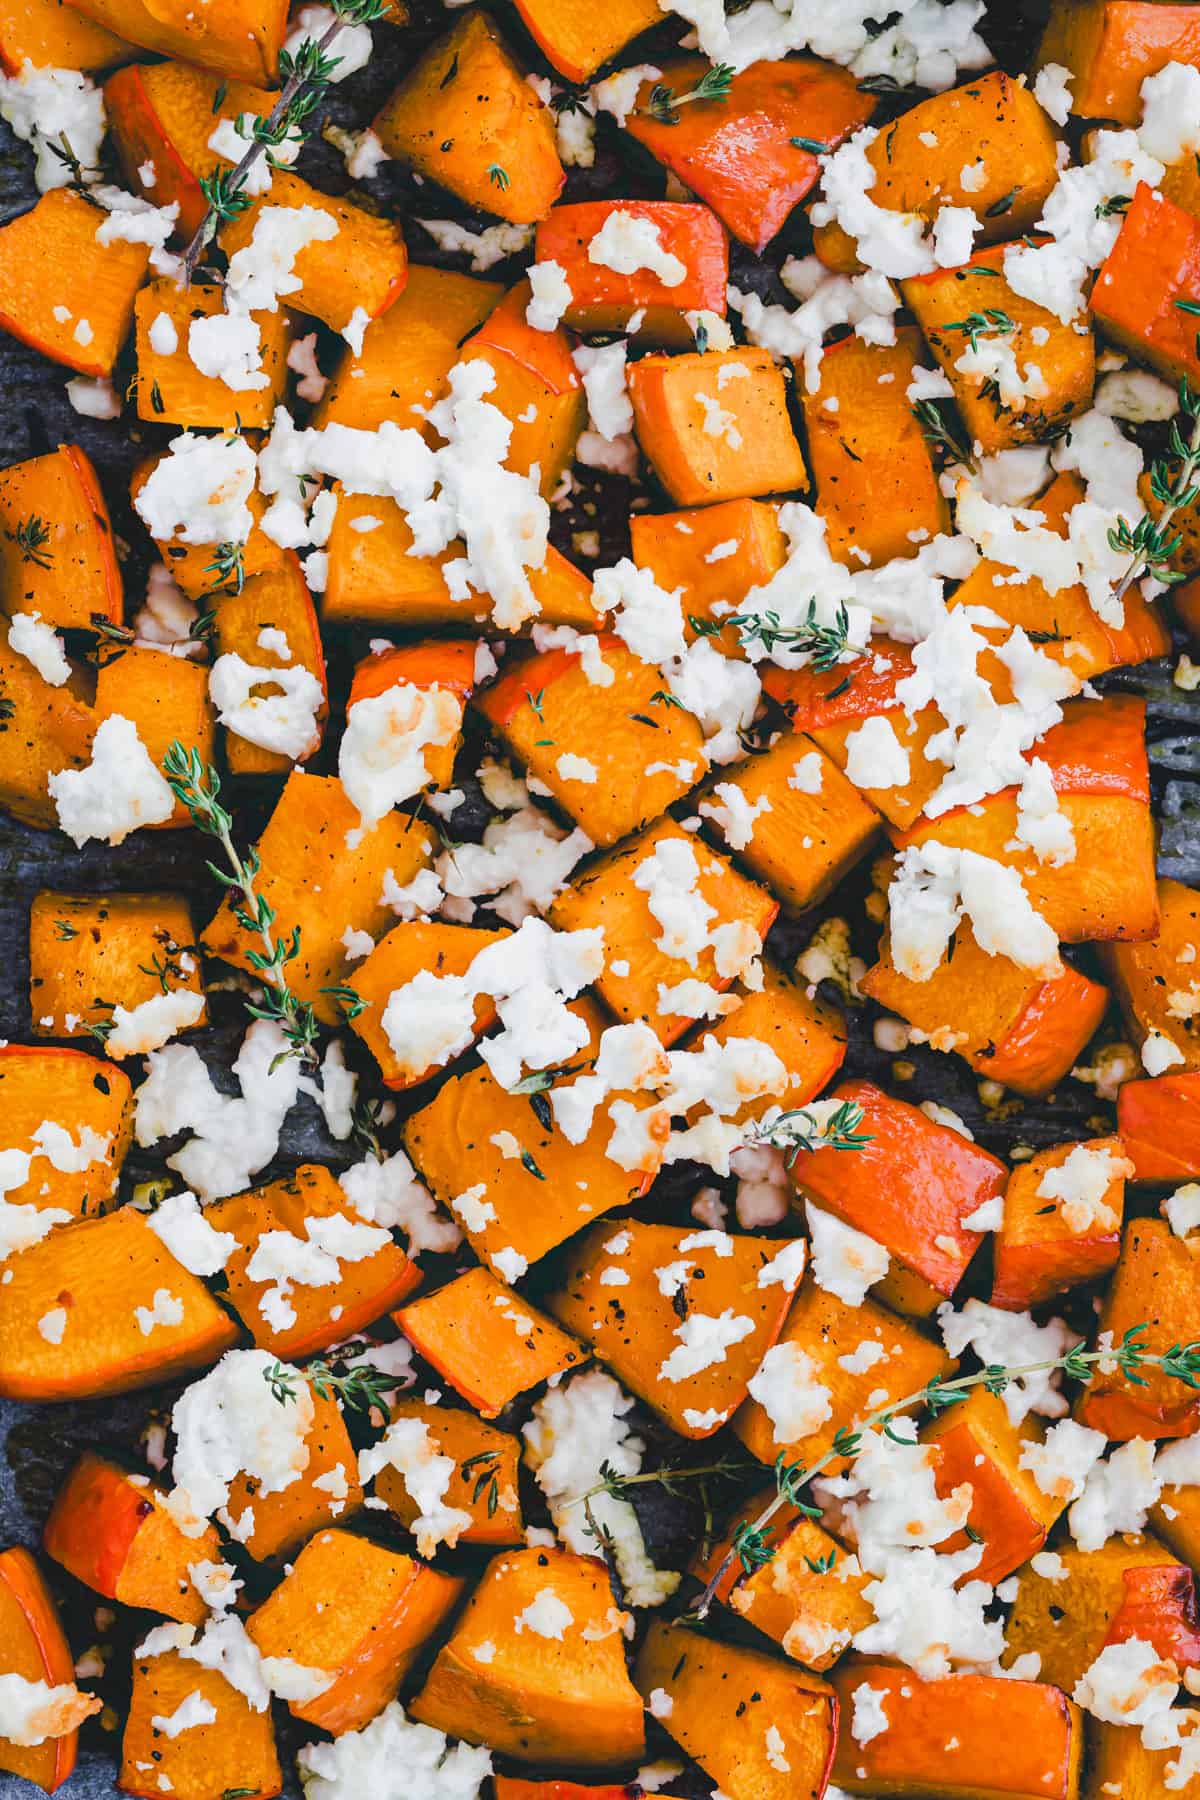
[49,715,175,846]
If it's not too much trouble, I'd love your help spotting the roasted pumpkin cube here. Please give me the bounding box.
[373,11,564,225]
[903,243,1095,454]
[133,278,289,429]
[346,637,475,797]
[829,1660,1082,1800]
[93,643,215,828]
[348,920,508,1089]
[0,188,148,377]
[789,1079,1006,1316]
[991,1136,1130,1312]
[548,817,778,1047]
[246,1529,463,1736]
[688,958,847,1124]
[1085,1714,1196,1800]
[548,1220,806,1439]
[1035,0,1200,124]
[201,770,435,1029]
[373,1401,523,1546]
[44,1451,222,1625]
[697,733,879,911]
[120,1647,281,1800]
[131,451,286,602]
[395,1266,585,1420]
[623,55,874,253]
[534,201,728,347]
[0,1545,99,1795]
[1092,183,1200,388]
[0,1207,238,1401]
[1099,878,1200,1073]
[0,444,121,630]
[206,1164,420,1360]
[65,0,286,82]
[1004,1533,1182,1691]
[0,1042,132,1217]
[1119,1069,1200,1180]
[734,1281,953,1470]
[629,496,788,656]
[227,1383,362,1561]
[921,1387,1066,1586]
[1151,1472,1200,1585]
[29,890,204,1045]
[211,554,326,775]
[636,1618,837,1800]
[1,0,130,71]
[811,72,1059,273]
[509,0,660,83]
[629,346,808,507]
[1078,1219,1200,1441]
[0,615,94,829]
[1103,1562,1200,1667]
[458,282,585,497]
[476,636,706,847]
[412,1548,644,1767]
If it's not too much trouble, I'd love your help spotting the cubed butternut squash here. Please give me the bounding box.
[65,0,286,82]
[534,201,728,347]
[1085,1714,1195,1799]
[921,1387,1066,1586]
[686,958,847,1124]
[629,496,788,655]
[1099,878,1200,1073]
[991,1136,1130,1311]
[1035,0,1200,125]
[120,1646,281,1800]
[1103,1562,1200,1667]
[29,890,205,1044]
[1119,1068,1200,1180]
[133,278,289,429]
[458,282,585,497]
[628,346,808,507]
[0,189,148,377]
[373,1401,523,1546]
[211,554,326,775]
[226,1384,363,1560]
[1004,1533,1182,1691]
[0,616,94,829]
[0,1042,132,1217]
[395,1266,585,1420]
[509,0,660,84]
[0,444,121,630]
[1,0,129,71]
[348,920,509,1088]
[1092,183,1200,388]
[1077,1219,1200,1441]
[0,1546,98,1795]
[131,451,286,602]
[93,643,215,828]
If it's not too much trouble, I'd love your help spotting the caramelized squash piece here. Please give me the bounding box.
[0,444,121,629]
[1092,183,1200,387]
[509,0,660,83]
[211,555,326,775]
[1119,1068,1200,1180]
[348,920,509,1088]
[688,959,847,1124]
[0,189,148,377]
[628,346,808,506]
[991,1136,1129,1312]
[534,201,728,346]
[65,0,287,82]
[133,278,289,429]
[629,496,787,656]
[1078,1219,1200,1441]
[0,617,94,829]
[29,890,205,1044]
[374,1401,523,1546]
[1004,1533,1182,1691]
[131,452,285,602]
[93,644,215,829]
[120,1647,281,1800]
[1086,1715,1195,1800]
[227,1385,363,1561]
[0,0,129,71]
[458,283,585,497]
[1035,0,1200,124]
[1099,878,1200,1073]
[0,1042,132,1216]
[395,1266,585,1420]
[346,637,474,794]
[0,1545,99,1795]
[921,1387,1065,1586]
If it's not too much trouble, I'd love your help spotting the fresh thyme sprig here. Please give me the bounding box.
[743,1098,872,1166]
[14,516,53,569]
[912,397,977,473]
[689,1325,1200,1619]
[691,600,858,671]
[941,309,1016,353]
[265,1356,395,1412]
[639,64,735,125]
[351,1093,391,1160]
[204,541,245,597]
[461,1450,502,1517]
[1110,369,1200,599]
[162,742,318,1065]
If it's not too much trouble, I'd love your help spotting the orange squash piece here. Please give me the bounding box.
[1092,182,1200,387]
[0,1042,132,1216]
[624,56,874,253]
[1099,878,1200,1073]
[1078,1219,1200,1442]
[628,496,788,655]
[65,0,286,81]
[0,189,148,377]
[373,11,564,225]
[636,1618,837,1800]
[789,1079,1006,1317]
[0,1545,98,1794]
[246,1528,463,1736]
[0,616,94,828]
[120,1647,281,1800]
[628,346,808,506]
[1035,0,1200,124]
[206,1164,420,1359]
[93,644,215,827]
[1153,1466,1200,1569]
[458,282,585,497]
[211,555,326,775]
[494,1785,671,1800]
[30,890,205,1043]
[991,1135,1129,1312]
[476,636,706,847]
[201,769,435,1028]
[133,278,289,429]
[1086,1714,1196,1799]
[829,1660,1082,1800]
[1103,1562,1200,1668]
[412,1548,644,1767]
[348,920,509,1088]
[921,1387,1066,1586]
[1004,1533,1182,1691]
[131,452,286,602]
[802,326,949,564]
[690,959,848,1123]
[373,1400,523,1546]
[395,1266,585,1420]
[549,1220,807,1438]
[346,637,475,794]
[508,0,660,83]
[0,444,121,629]
[548,817,778,1047]
[1119,1068,1200,1180]
[0,0,129,71]
[226,1384,363,1561]
[534,201,728,346]
[44,1451,222,1625]
[0,1206,238,1401]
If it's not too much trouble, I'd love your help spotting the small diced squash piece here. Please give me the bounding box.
[549,1221,806,1439]
[1103,1562,1200,1667]
[373,11,564,225]
[1153,1460,1200,1567]
[476,636,706,846]
[1035,0,1200,125]
[734,1282,953,1470]
[0,1043,132,1216]
[315,263,502,432]
[0,617,94,828]
[509,0,660,84]
[30,890,205,1045]
[920,1387,1065,1586]
[635,1618,837,1800]
[801,325,949,563]
[396,1267,585,1420]
[903,243,1095,454]
[0,444,121,629]
[1119,1068,1200,1180]
[1,0,129,71]
[93,643,215,827]
[120,1647,281,1800]
[348,921,508,1088]
[624,56,874,253]
[789,1080,1006,1316]
[458,283,585,496]
[0,189,147,377]
[829,1660,1082,1800]
[0,1546,98,1794]
[1092,183,1200,387]
[687,959,847,1123]
[629,346,808,506]
[697,733,878,911]
[131,452,286,602]
[246,1529,463,1736]
[105,59,275,236]
[65,0,287,82]
[44,1451,221,1625]
[201,770,435,1029]
[220,171,408,337]
[991,1136,1130,1312]
[211,554,326,775]
[133,278,289,429]
[1004,1534,1182,1691]
[373,1401,523,1546]
[1077,1219,1200,1441]
[861,927,1110,1099]
[629,496,787,655]
[692,1501,872,1670]
[206,1164,420,1359]
[534,201,728,346]
[548,817,778,1047]
[346,637,474,795]
[0,1207,238,1400]
[227,1384,363,1561]
[1099,878,1200,1072]
[812,72,1060,274]
[1085,1715,1194,1800]
[412,1548,644,1767]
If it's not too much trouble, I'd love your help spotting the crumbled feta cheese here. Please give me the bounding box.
[8,611,70,686]
[806,1200,889,1306]
[0,61,104,193]
[747,1341,833,1444]
[359,1417,472,1557]
[167,1348,316,1535]
[49,715,175,846]
[587,210,685,286]
[298,1700,492,1800]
